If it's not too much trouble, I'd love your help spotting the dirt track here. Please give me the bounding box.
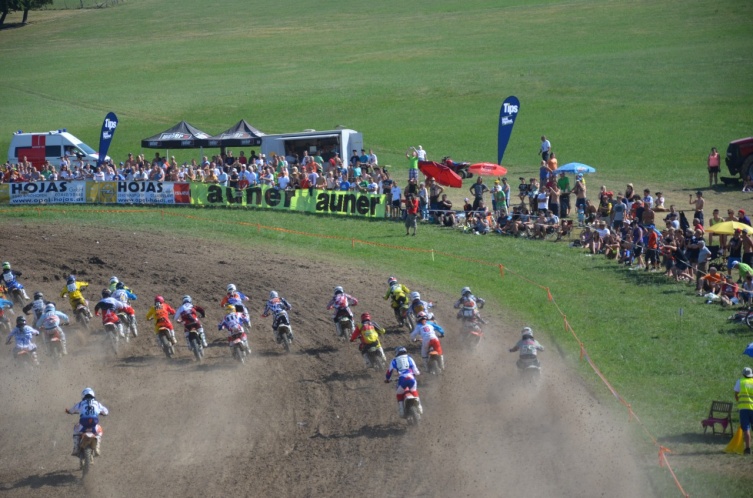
[0,220,653,497]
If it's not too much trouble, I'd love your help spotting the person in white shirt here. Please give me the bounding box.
[415,146,427,161]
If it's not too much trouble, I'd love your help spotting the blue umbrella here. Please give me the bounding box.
[744,342,753,358]
[553,162,597,175]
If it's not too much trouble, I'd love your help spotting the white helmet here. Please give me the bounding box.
[521,327,533,339]
[81,387,95,399]
[461,286,471,296]
[44,303,55,313]
[182,295,192,304]
[410,291,421,301]
[269,290,278,299]
[110,276,119,285]
[227,284,237,293]
[334,286,343,295]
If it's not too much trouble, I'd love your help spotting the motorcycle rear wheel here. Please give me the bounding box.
[81,447,93,478]
[190,337,203,362]
[407,404,420,425]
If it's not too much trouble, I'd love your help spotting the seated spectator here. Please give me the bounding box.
[462,198,473,219]
[740,274,753,305]
[654,192,666,211]
[474,215,490,235]
[717,274,740,307]
[700,266,724,294]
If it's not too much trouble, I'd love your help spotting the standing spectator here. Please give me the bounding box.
[368,148,378,169]
[727,229,743,272]
[517,177,529,205]
[469,177,489,211]
[547,152,558,173]
[708,209,724,250]
[694,239,713,292]
[404,194,419,236]
[557,172,571,218]
[358,149,370,173]
[501,177,511,211]
[741,230,753,267]
[390,183,402,220]
[689,191,705,226]
[491,180,506,216]
[405,147,419,183]
[415,145,427,161]
[417,182,429,221]
[611,193,626,231]
[734,367,753,455]
[708,147,721,187]
[428,178,444,213]
[573,174,587,214]
[539,136,551,162]
[539,161,550,186]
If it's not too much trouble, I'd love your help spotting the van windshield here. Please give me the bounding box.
[77,142,97,155]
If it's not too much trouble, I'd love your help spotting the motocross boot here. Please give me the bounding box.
[439,355,445,371]
[417,398,424,415]
[72,435,80,456]
[118,323,126,339]
[22,289,29,300]
[95,438,101,457]
[379,347,386,362]
[398,401,405,419]
[169,330,177,345]
[362,354,371,368]
[61,340,68,356]
[31,351,39,366]
[243,340,251,354]
[199,329,208,348]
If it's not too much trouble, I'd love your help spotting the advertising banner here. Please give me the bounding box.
[497,96,520,165]
[7,181,86,204]
[98,112,119,166]
[190,184,386,217]
[115,181,191,205]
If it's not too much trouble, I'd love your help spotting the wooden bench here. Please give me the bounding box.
[701,400,733,436]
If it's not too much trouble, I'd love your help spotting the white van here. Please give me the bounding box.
[7,130,108,169]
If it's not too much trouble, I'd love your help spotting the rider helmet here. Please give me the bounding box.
[16,316,26,327]
[154,295,165,304]
[67,275,76,285]
[461,286,471,296]
[101,289,112,298]
[394,346,407,357]
[44,303,55,313]
[409,291,420,301]
[226,284,237,293]
[333,286,344,295]
[81,387,95,399]
[225,304,236,314]
[269,291,278,299]
[360,312,371,322]
[33,291,43,300]
[182,295,192,304]
[109,276,119,285]
[521,327,534,339]
[416,311,429,322]
[2,262,10,270]
[115,281,125,290]
[387,276,397,286]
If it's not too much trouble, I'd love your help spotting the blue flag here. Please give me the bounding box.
[497,96,520,165]
[98,112,118,166]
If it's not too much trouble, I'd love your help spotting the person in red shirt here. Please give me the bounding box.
[404,193,419,236]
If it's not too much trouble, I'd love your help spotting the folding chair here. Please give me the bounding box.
[701,400,733,435]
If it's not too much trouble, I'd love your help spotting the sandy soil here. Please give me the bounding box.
[0,220,653,497]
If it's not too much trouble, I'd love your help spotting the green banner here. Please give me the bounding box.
[190,184,386,218]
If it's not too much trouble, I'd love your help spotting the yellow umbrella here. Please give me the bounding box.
[706,221,753,235]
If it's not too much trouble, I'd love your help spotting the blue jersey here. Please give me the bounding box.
[262,297,291,316]
[6,325,39,349]
[386,354,420,381]
[218,312,249,334]
[69,398,109,429]
[1,269,23,290]
[36,310,69,330]
[0,298,12,310]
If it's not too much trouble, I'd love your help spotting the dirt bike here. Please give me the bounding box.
[156,327,175,358]
[13,347,39,368]
[403,392,422,426]
[460,318,484,350]
[186,325,204,362]
[272,310,293,353]
[77,430,100,479]
[74,303,91,331]
[117,311,138,342]
[392,300,415,330]
[229,331,248,364]
[45,327,65,367]
[8,287,27,306]
[365,343,387,370]
[335,312,353,341]
[517,357,542,384]
[427,348,444,375]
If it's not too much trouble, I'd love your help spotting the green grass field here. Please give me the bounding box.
[2,0,753,495]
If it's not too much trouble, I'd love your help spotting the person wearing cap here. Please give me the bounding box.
[738,210,751,227]
[689,190,705,226]
[490,179,505,215]
[734,367,753,454]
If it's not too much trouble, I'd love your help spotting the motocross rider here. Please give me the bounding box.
[174,295,208,348]
[107,276,130,293]
[409,311,445,370]
[218,304,251,354]
[221,284,250,318]
[384,346,423,418]
[60,275,92,317]
[326,286,358,324]
[454,286,486,323]
[35,302,69,355]
[383,276,410,323]
[5,316,40,365]
[1,262,29,300]
[261,290,293,343]
[509,327,545,368]
[349,312,386,368]
[65,387,109,457]
[407,291,445,337]
[22,291,55,322]
[94,289,136,338]
[145,295,177,345]
[0,293,12,332]
[112,281,137,304]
